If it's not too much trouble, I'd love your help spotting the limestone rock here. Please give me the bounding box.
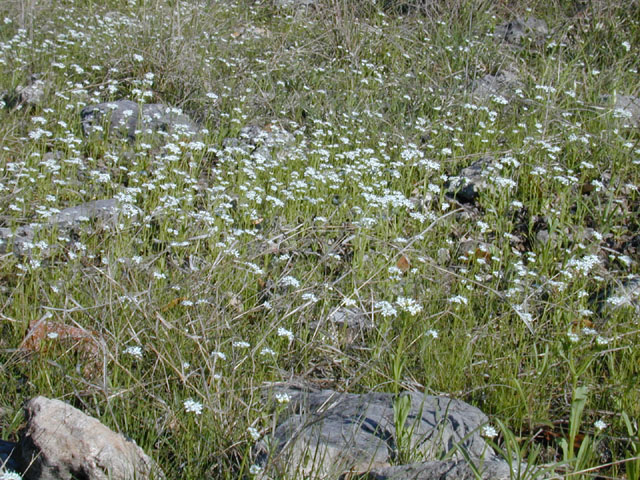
[3,74,47,108]
[48,198,129,228]
[222,123,296,163]
[447,157,497,203]
[470,70,522,103]
[255,390,516,479]
[16,75,47,106]
[603,276,640,313]
[495,17,548,46]
[0,199,138,257]
[310,307,374,344]
[81,100,199,139]
[18,396,164,480]
[601,94,640,127]
[0,226,35,256]
[364,458,512,479]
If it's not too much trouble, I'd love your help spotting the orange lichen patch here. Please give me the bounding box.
[20,318,104,378]
[571,317,595,331]
[161,297,188,312]
[20,318,101,356]
[396,255,411,273]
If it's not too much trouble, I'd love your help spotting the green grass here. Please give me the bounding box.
[0,0,639,478]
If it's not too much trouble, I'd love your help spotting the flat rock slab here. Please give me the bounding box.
[470,70,522,103]
[255,390,515,479]
[363,459,511,479]
[494,17,548,46]
[48,198,125,228]
[0,198,138,257]
[18,396,164,480]
[81,100,198,139]
[222,123,296,163]
[603,276,640,314]
[600,94,640,127]
[310,307,374,344]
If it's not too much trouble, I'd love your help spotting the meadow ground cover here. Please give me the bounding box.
[0,0,639,477]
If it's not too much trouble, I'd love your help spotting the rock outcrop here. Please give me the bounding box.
[254,389,517,479]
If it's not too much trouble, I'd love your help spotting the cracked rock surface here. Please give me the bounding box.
[255,390,516,479]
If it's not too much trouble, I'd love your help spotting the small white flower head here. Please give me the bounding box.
[277,327,294,342]
[0,471,23,480]
[279,275,300,288]
[183,398,203,415]
[260,347,276,357]
[481,424,498,439]
[395,297,423,315]
[211,351,227,361]
[374,301,397,318]
[448,295,468,305]
[622,41,631,52]
[596,336,610,346]
[594,419,607,431]
[46,332,59,339]
[247,426,261,441]
[426,329,438,339]
[123,345,143,359]
[275,392,291,404]
[301,292,319,302]
[249,464,263,475]
[567,332,580,343]
[182,362,190,370]
[232,341,250,349]
[132,53,144,62]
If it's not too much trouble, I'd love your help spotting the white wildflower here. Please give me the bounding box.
[482,424,498,438]
[275,392,291,404]
[183,398,203,415]
[594,419,607,431]
[277,327,294,342]
[247,426,261,441]
[123,346,143,359]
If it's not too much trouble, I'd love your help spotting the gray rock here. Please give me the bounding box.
[603,276,640,313]
[0,226,36,256]
[364,458,512,479]
[48,198,127,228]
[255,390,516,479]
[470,70,522,103]
[18,396,164,480]
[495,17,548,46]
[273,0,316,8]
[600,94,640,127]
[310,307,374,344]
[222,124,296,163]
[81,100,198,139]
[0,199,138,257]
[16,75,47,106]
[447,157,496,202]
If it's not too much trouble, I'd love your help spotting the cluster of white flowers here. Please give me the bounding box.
[183,399,203,415]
